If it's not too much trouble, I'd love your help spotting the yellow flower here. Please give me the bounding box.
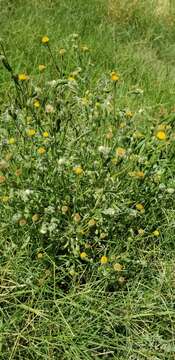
[61,205,69,214]
[138,228,145,236]
[34,100,40,108]
[156,130,166,140]
[59,48,66,56]
[39,64,46,72]
[37,147,46,155]
[100,255,108,265]
[42,131,49,138]
[19,218,27,226]
[68,75,75,81]
[129,171,144,178]
[152,229,160,237]
[73,213,81,223]
[113,263,123,272]
[73,166,83,175]
[111,71,119,82]
[8,138,16,145]
[136,203,145,212]
[1,195,9,203]
[119,122,126,129]
[118,276,126,285]
[26,129,36,137]
[41,36,49,44]
[80,252,88,260]
[32,214,40,222]
[116,147,126,157]
[18,73,29,81]
[88,219,96,227]
[126,111,133,118]
[37,252,44,259]
[0,175,6,184]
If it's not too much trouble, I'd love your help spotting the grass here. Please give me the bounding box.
[0,0,175,359]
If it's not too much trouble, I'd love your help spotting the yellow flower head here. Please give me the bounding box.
[100,255,108,265]
[73,213,81,223]
[135,171,145,178]
[111,71,119,82]
[39,64,46,72]
[41,36,49,44]
[61,205,69,214]
[138,228,145,236]
[156,130,166,140]
[42,131,49,138]
[68,75,75,81]
[34,100,40,108]
[113,263,123,272]
[152,229,160,237]
[73,166,83,175]
[126,111,133,118]
[1,195,10,203]
[88,219,96,227]
[32,214,40,222]
[37,147,46,155]
[0,175,6,184]
[116,147,126,157]
[37,252,44,259]
[136,203,145,212]
[26,129,36,137]
[59,48,66,56]
[18,73,29,81]
[19,218,27,226]
[80,252,88,260]
[8,138,16,145]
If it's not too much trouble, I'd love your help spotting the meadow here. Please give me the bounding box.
[0,0,175,359]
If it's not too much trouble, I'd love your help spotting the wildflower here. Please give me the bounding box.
[68,75,75,81]
[26,129,36,137]
[138,228,145,236]
[116,147,126,157]
[88,219,96,227]
[42,131,49,138]
[98,145,110,156]
[15,169,22,177]
[37,147,46,155]
[38,64,46,72]
[41,36,49,44]
[119,122,126,129]
[18,73,29,81]
[73,213,81,223]
[34,100,40,108]
[37,252,43,259]
[129,171,145,179]
[45,104,54,113]
[106,130,113,139]
[136,203,145,213]
[73,166,83,175]
[0,175,6,184]
[0,160,9,170]
[118,276,126,285]
[100,232,108,240]
[111,71,119,82]
[156,130,166,140]
[126,111,133,118]
[8,138,16,145]
[19,218,27,226]
[113,263,123,272]
[1,195,9,203]
[61,205,69,214]
[80,252,88,260]
[32,214,40,222]
[100,256,108,265]
[59,48,66,56]
[152,229,160,237]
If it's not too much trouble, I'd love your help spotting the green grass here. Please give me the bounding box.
[0,0,175,359]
